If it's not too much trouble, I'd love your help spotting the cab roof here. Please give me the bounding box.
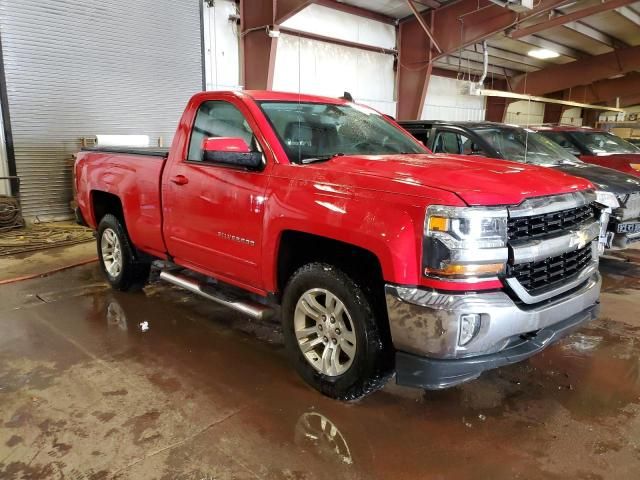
[240,90,349,104]
[399,120,526,130]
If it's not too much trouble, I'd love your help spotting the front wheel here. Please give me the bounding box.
[97,214,150,291]
[282,263,391,400]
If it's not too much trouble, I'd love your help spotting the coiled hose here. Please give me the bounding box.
[0,195,21,230]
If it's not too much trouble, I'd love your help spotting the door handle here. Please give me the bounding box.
[170,175,189,185]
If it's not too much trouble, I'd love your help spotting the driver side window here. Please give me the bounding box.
[433,131,461,154]
[187,101,258,162]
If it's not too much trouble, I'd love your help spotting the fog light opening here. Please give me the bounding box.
[459,313,482,346]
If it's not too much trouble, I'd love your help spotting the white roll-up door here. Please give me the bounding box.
[0,0,203,219]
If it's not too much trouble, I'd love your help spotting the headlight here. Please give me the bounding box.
[423,205,508,279]
[595,190,620,209]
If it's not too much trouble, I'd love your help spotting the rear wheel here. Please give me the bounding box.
[97,214,150,291]
[282,263,391,400]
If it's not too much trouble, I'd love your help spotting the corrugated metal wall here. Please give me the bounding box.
[0,103,9,196]
[0,0,203,219]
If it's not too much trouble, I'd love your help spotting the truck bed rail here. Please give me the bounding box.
[81,146,169,158]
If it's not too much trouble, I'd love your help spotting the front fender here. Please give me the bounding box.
[262,176,427,292]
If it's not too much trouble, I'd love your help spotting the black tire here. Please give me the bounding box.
[282,263,392,400]
[97,214,150,292]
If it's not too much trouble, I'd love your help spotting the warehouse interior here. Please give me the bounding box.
[1,0,640,478]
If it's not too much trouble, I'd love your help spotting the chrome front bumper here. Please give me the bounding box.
[385,271,600,364]
[386,273,601,388]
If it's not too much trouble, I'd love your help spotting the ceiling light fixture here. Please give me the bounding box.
[527,48,560,59]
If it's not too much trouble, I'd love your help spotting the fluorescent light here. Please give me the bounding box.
[528,48,560,59]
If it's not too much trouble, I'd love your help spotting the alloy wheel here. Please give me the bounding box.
[294,288,357,376]
[101,228,123,278]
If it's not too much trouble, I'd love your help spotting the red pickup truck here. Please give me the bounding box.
[75,91,602,400]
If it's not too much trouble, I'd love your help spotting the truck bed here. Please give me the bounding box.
[75,147,168,258]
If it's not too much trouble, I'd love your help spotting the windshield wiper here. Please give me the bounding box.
[301,153,344,164]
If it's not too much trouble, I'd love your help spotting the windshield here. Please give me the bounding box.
[472,126,580,165]
[570,131,640,155]
[259,101,426,163]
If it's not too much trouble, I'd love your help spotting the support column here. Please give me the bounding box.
[583,109,601,128]
[542,93,565,124]
[485,97,510,123]
[240,0,278,90]
[240,0,312,90]
[396,15,433,120]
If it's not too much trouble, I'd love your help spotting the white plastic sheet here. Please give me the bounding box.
[95,135,150,147]
[273,34,396,116]
[422,76,486,121]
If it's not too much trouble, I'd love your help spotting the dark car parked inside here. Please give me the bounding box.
[399,120,640,249]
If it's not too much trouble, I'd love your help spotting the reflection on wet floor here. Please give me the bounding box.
[0,251,639,479]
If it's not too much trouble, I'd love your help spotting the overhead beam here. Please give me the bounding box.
[396,0,573,119]
[434,56,520,77]
[616,6,640,26]
[619,94,640,108]
[406,0,442,53]
[401,0,573,58]
[483,44,549,68]
[561,73,640,105]
[314,0,396,24]
[460,48,536,72]
[603,94,640,108]
[278,27,397,54]
[510,44,640,95]
[563,20,625,48]
[441,0,576,56]
[518,34,586,59]
[509,0,637,39]
[274,0,313,24]
[414,0,441,9]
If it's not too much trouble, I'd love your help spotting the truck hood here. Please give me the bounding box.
[308,153,593,206]
[553,163,640,195]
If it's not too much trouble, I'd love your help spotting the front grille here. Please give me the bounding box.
[508,245,593,297]
[508,204,594,241]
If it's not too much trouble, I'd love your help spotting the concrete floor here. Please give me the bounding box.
[0,242,96,283]
[1,249,640,479]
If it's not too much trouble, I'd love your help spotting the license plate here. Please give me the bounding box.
[617,222,640,234]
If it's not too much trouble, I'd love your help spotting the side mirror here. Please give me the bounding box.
[202,137,263,170]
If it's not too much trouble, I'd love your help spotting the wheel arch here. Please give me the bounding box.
[90,190,124,228]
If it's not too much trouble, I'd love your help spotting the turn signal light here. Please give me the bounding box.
[631,164,640,172]
[424,263,505,277]
[428,215,449,232]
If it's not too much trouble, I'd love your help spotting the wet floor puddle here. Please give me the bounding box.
[1,262,640,479]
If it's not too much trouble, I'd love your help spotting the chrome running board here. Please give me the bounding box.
[159,271,273,321]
